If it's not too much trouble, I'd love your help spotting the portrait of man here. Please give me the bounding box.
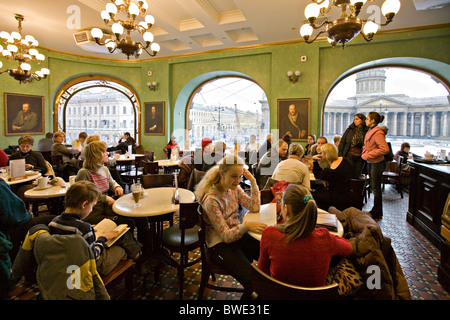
[144,101,164,135]
[5,93,44,135]
[277,98,310,141]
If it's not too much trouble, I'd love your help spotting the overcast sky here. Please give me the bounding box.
[328,67,449,101]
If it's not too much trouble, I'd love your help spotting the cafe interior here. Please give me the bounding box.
[0,0,449,303]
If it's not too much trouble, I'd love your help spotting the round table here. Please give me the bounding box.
[0,171,41,185]
[156,159,180,174]
[113,187,195,255]
[24,182,69,215]
[243,203,344,240]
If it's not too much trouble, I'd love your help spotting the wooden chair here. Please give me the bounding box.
[141,161,159,175]
[250,263,339,300]
[382,156,403,198]
[51,154,64,166]
[197,205,245,299]
[102,259,136,300]
[39,151,52,163]
[143,150,154,162]
[260,189,274,204]
[187,169,206,191]
[141,174,174,189]
[350,178,366,210]
[155,202,201,299]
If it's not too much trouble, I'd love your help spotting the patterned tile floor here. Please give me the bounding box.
[133,185,449,300]
[10,185,450,301]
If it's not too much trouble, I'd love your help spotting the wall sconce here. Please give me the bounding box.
[147,81,157,91]
[287,70,301,83]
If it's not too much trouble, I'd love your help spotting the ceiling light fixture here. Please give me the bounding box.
[91,0,160,59]
[299,0,401,48]
[0,14,50,84]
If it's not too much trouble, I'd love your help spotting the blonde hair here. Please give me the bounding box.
[321,143,339,163]
[288,143,304,158]
[194,154,245,201]
[86,135,100,144]
[83,141,107,171]
[53,131,65,141]
[276,184,318,243]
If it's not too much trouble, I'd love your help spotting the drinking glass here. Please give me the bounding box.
[131,183,142,208]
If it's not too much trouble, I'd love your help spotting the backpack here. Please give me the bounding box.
[384,142,394,162]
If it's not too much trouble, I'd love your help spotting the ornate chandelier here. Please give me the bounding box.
[91,0,160,59]
[299,0,401,48]
[0,14,50,84]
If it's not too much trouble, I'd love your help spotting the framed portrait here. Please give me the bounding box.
[144,101,165,135]
[4,93,44,136]
[277,98,310,141]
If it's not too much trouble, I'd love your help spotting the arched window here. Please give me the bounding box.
[187,77,269,151]
[54,78,139,146]
[324,67,450,156]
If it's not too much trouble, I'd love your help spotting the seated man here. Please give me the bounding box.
[256,140,288,190]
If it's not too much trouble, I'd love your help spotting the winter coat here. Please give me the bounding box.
[329,206,411,300]
[11,224,110,300]
[338,123,369,157]
[361,125,389,163]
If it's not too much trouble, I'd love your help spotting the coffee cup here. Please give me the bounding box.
[37,176,48,189]
[69,175,77,185]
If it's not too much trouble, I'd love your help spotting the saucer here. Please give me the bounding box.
[34,185,52,190]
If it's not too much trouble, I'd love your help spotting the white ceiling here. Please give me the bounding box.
[0,0,449,61]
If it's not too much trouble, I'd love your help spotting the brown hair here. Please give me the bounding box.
[79,132,88,139]
[367,112,385,124]
[18,135,34,146]
[276,184,318,243]
[65,181,101,209]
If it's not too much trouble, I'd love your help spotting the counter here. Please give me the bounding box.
[406,160,450,292]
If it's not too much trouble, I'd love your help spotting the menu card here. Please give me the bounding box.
[9,159,26,180]
[316,213,338,232]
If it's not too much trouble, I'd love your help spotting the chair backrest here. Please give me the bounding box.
[141,161,159,175]
[197,205,208,262]
[51,154,64,166]
[260,189,274,204]
[250,263,339,300]
[179,202,200,230]
[350,178,365,210]
[143,150,154,162]
[396,156,404,175]
[39,151,52,163]
[187,169,206,191]
[142,173,174,188]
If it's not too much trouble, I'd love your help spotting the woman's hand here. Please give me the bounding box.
[243,168,256,183]
[245,221,267,234]
[115,186,124,197]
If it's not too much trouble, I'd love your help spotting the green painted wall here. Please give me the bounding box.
[1,26,449,159]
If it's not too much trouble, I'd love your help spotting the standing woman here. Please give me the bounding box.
[195,154,267,300]
[338,113,368,178]
[361,112,390,220]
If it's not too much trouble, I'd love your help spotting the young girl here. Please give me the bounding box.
[195,154,267,299]
[362,111,390,220]
[258,184,352,287]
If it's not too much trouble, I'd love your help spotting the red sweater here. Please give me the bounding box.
[257,227,353,287]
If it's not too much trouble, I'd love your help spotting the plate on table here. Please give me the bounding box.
[34,185,52,190]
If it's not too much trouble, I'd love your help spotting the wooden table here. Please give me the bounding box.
[243,203,344,241]
[155,159,180,173]
[113,187,195,254]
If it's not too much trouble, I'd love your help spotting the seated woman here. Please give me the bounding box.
[395,142,412,165]
[313,143,353,211]
[258,184,352,287]
[195,154,267,300]
[76,141,151,257]
[51,131,80,164]
[271,143,311,190]
[9,135,48,200]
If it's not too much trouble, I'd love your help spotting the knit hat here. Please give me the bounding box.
[201,137,212,150]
